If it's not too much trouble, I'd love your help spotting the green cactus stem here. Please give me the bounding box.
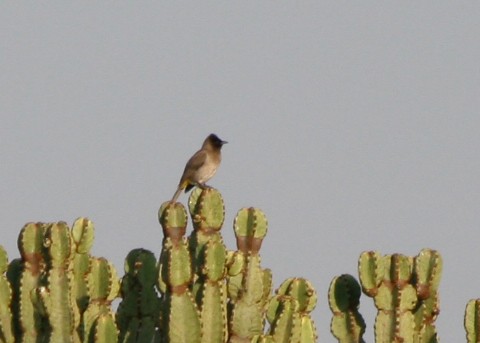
[413,248,442,343]
[233,208,267,255]
[71,218,95,342]
[158,202,201,343]
[0,245,14,343]
[188,187,225,233]
[12,222,47,343]
[265,278,317,343]
[358,249,442,343]
[83,257,119,343]
[329,274,365,343]
[116,249,160,343]
[228,208,271,343]
[465,299,480,343]
[71,218,95,311]
[37,221,79,343]
[186,188,229,343]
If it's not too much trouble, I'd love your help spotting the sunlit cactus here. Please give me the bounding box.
[0,187,326,342]
[227,207,271,343]
[158,201,201,343]
[328,274,365,343]
[37,221,79,343]
[0,245,14,343]
[357,249,442,343]
[10,222,47,343]
[465,299,480,343]
[71,218,95,311]
[187,188,228,343]
[83,257,119,343]
[413,248,442,342]
[264,278,318,343]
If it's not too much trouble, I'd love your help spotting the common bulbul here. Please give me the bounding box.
[171,133,227,202]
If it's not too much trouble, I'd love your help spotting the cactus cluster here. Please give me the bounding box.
[329,248,443,343]
[156,188,318,343]
[0,187,318,342]
[2,218,120,343]
[3,186,480,342]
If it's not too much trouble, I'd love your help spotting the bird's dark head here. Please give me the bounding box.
[206,133,228,149]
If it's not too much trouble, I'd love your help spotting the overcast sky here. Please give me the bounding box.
[2,3,480,342]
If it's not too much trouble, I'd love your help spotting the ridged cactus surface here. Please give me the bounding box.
[4,186,474,342]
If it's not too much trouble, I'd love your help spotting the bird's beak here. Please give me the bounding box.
[221,140,228,145]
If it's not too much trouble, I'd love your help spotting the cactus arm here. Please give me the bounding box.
[116,249,159,343]
[158,202,201,343]
[0,245,14,343]
[465,299,480,343]
[328,274,365,343]
[92,313,118,343]
[16,223,47,343]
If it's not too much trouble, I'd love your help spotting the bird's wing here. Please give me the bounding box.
[178,150,208,187]
[184,149,207,171]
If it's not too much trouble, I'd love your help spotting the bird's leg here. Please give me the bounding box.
[198,183,214,190]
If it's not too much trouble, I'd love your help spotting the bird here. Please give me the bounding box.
[171,133,227,203]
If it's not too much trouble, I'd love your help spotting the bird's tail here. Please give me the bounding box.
[171,187,183,203]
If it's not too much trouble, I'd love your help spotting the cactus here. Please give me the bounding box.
[357,249,442,343]
[10,222,47,343]
[83,257,119,343]
[228,207,271,343]
[328,274,365,343]
[71,217,96,341]
[188,188,228,343]
[0,187,321,343]
[36,221,79,343]
[0,245,14,343]
[158,201,201,343]
[116,249,160,343]
[413,248,442,342]
[465,299,480,343]
[265,278,318,343]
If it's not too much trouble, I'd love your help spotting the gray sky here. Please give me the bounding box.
[2,3,480,342]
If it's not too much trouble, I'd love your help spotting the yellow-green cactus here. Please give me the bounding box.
[265,278,318,343]
[465,299,480,343]
[328,274,365,343]
[71,217,95,341]
[187,189,228,343]
[13,222,47,343]
[413,248,442,343]
[83,257,119,343]
[38,221,79,343]
[0,188,319,343]
[158,201,201,343]
[358,249,442,343]
[228,208,271,342]
[0,245,14,343]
